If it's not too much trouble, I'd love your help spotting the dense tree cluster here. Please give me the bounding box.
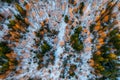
[70,26,83,51]
[90,1,120,79]
[4,3,29,42]
[0,1,27,78]
[0,42,18,75]
[0,42,11,74]
[35,20,58,69]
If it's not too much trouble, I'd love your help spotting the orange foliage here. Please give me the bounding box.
[69,8,74,18]
[96,21,101,26]
[89,59,94,67]
[45,18,49,23]
[24,18,29,24]
[40,31,44,35]
[103,15,109,22]
[9,66,15,70]
[14,23,25,32]
[94,25,100,31]
[40,22,45,27]
[100,41,104,45]
[95,51,101,55]
[0,75,6,79]
[59,41,65,46]
[73,8,78,13]
[98,38,104,43]
[113,20,118,25]
[6,52,17,59]
[100,32,107,38]
[16,70,23,74]
[101,10,105,15]
[83,29,88,33]
[25,3,30,10]
[112,12,117,18]
[95,16,100,21]
[96,44,101,49]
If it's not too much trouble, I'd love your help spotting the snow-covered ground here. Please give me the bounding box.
[0,0,120,80]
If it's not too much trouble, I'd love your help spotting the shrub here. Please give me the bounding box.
[89,24,96,32]
[79,2,84,15]
[0,42,11,54]
[64,15,69,23]
[0,42,18,74]
[15,3,26,16]
[74,26,82,34]
[0,42,11,74]
[68,64,76,76]
[109,34,120,50]
[0,62,9,74]
[69,0,76,6]
[109,28,119,37]
[41,41,51,54]
[7,20,16,28]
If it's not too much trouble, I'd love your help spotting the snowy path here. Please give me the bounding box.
[52,1,68,79]
[54,2,68,68]
[79,1,95,79]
